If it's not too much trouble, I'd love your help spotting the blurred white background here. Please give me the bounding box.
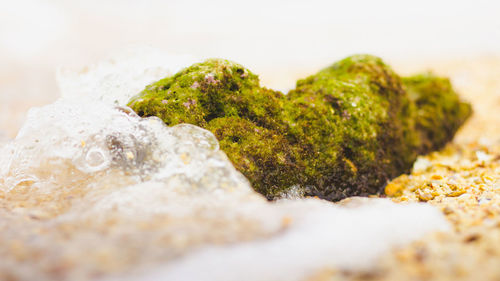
[1,0,499,137]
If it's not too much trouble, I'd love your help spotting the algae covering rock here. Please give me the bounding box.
[128,55,472,201]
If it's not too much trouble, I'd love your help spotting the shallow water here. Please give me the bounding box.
[0,49,449,281]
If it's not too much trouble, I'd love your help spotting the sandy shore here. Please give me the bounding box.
[1,56,499,280]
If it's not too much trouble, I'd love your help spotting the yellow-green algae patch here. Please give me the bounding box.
[128,55,472,201]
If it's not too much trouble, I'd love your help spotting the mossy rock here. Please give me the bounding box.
[403,73,472,153]
[128,55,472,201]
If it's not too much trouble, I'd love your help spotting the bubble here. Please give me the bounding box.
[81,147,110,172]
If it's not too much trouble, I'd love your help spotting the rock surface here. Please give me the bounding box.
[129,55,472,201]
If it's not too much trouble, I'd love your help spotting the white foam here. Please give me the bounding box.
[0,97,252,196]
[108,198,447,281]
[56,46,198,106]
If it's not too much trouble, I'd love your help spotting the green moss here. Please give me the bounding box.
[128,55,472,201]
[206,117,299,198]
[129,59,285,130]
